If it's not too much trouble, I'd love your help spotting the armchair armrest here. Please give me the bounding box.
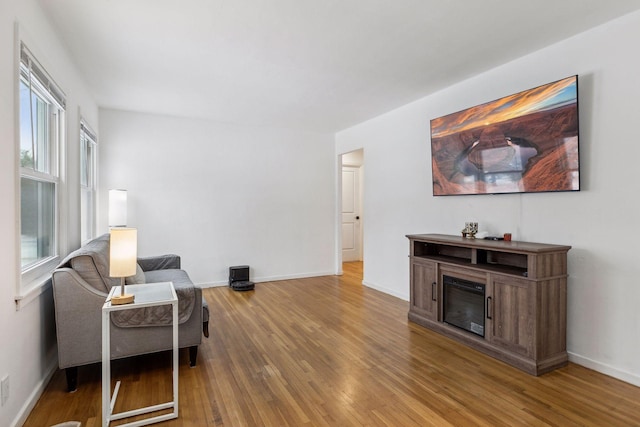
[52,268,109,369]
[137,254,181,271]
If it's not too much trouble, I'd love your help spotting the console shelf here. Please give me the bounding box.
[407,233,571,375]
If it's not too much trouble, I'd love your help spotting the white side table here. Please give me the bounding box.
[102,282,179,427]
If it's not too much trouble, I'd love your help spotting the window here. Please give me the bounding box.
[19,42,66,287]
[80,121,97,244]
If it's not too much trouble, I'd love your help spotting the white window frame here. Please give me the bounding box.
[80,120,98,245]
[16,39,67,302]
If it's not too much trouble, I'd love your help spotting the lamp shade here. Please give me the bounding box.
[108,189,127,227]
[109,228,137,278]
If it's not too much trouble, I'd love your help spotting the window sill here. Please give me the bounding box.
[15,273,53,311]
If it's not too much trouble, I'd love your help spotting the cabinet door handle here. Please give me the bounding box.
[486,296,492,319]
[432,282,437,301]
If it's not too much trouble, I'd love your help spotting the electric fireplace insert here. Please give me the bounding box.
[443,275,486,337]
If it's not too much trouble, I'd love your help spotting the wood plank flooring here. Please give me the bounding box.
[24,262,640,426]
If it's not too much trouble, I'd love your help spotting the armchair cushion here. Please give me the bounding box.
[138,254,181,271]
[112,269,195,327]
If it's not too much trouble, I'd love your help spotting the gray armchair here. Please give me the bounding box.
[52,234,209,391]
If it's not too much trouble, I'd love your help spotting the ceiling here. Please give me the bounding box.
[39,0,640,133]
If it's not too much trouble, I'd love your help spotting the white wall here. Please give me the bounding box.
[99,109,336,285]
[336,10,640,386]
[0,1,98,426]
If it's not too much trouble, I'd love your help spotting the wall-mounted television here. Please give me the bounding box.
[430,76,580,196]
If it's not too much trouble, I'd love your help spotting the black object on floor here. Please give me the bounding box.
[229,265,255,291]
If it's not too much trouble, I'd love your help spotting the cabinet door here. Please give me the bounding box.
[487,274,534,357]
[410,259,438,321]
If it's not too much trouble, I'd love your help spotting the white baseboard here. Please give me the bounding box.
[197,280,228,288]
[255,271,335,283]
[11,357,58,427]
[197,270,336,289]
[362,279,409,301]
[568,352,640,387]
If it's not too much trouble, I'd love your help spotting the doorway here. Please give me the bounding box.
[340,149,364,281]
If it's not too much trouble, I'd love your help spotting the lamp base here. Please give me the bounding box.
[111,294,135,305]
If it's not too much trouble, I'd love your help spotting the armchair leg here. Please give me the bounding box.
[65,367,78,392]
[189,346,198,368]
[203,321,209,338]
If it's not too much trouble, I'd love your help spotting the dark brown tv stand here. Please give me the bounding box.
[407,234,571,375]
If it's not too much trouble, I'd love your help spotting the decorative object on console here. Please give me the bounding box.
[109,227,137,305]
[461,222,478,238]
[431,75,579,196]
[108,189,127,227]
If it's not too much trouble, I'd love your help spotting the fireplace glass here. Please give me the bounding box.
[443,275,485,337]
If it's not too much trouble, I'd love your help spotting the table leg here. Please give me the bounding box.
[173,300,179,417]
[102,310,110,427]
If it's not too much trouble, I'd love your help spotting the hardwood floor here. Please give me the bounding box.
[25,261,640,426]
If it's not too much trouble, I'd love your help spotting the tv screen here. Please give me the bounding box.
[430,76,580,196]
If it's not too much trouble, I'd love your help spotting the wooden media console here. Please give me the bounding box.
[407,234,571,375]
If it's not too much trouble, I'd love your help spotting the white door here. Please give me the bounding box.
[342,166,361,262]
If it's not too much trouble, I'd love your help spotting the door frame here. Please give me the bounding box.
[336,148,364,275]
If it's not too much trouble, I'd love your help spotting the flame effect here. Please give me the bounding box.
[431,76,577,138]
